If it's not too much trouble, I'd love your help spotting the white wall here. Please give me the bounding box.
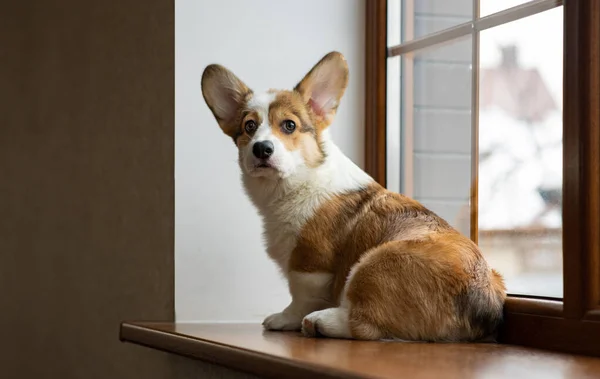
[175,0,365,322]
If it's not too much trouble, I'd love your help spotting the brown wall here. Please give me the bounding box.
[1,1,175,378]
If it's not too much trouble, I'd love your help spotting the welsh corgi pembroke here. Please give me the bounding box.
[201,51,506,341]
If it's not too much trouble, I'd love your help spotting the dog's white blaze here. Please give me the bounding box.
[247,91,275,118]
[253,122,273,140]
[241,91,373,273]
[243,91,305,179]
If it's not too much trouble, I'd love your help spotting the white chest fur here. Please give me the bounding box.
[241,134,373,273]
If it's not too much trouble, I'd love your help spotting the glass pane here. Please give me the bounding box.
[387,0,402,191]
[387,55,402,192]
[400,0,472,42]
[478,7,563,297]
[388,0,401,47]
[481,0,535,17]
[403,37,473,237]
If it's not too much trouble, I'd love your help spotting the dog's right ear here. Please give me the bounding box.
[201,64,252,137]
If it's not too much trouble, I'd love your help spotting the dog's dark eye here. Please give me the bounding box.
[244,120,258,133]
[282,120,296,133]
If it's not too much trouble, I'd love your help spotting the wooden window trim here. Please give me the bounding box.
[470,0,480,243]
[366,0,600,356]
[562,0,600,322]
[388,0,562,57]
[365,0,387,187]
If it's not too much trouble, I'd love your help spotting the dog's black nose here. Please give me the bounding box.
[253,141,274,159]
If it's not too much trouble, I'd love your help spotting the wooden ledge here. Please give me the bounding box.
[120,322,600,379]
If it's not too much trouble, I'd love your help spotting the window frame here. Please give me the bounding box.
[365,0,600,356]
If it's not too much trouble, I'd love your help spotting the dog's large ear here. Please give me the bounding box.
[294,51,349,128]
[201,64,251,137]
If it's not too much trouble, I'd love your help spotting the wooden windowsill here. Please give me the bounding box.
[120,322,600,379]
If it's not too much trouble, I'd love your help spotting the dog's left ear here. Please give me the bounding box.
[294,51,349,128]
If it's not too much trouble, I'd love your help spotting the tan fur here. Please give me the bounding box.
[268,91,325,166]
[290,183,507,341]
[233,110,261,148]
[289,184,447,299]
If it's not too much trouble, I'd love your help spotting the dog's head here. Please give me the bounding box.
[201,52,348,179]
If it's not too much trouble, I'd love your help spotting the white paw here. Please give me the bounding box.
[301,311,322,337]
[302,308,352,338]
[262,312,302,331]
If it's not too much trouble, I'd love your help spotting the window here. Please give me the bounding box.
[366,0,600,356]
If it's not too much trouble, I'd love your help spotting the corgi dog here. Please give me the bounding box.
[201,51,506,341]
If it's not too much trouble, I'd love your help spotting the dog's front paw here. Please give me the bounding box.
[262,312,302,331]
